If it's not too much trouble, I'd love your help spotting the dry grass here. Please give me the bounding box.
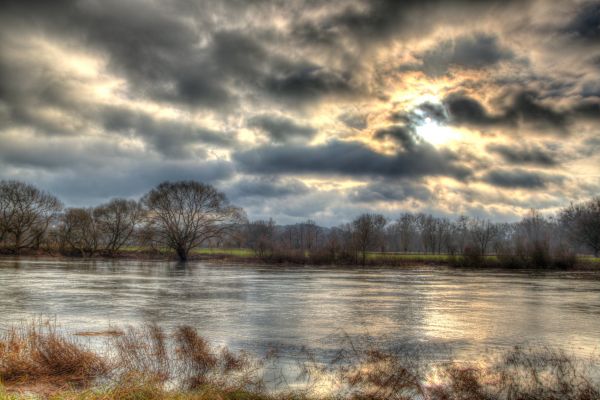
[0,323,109,389]
[1,324,599,400]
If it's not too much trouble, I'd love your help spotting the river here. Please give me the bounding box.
[1,258,599,369]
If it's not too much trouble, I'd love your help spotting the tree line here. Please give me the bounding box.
[0,179,599,265]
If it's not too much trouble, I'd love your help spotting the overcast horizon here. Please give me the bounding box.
[1,0,599,226]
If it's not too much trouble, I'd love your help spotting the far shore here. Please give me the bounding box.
[1,248,599,270]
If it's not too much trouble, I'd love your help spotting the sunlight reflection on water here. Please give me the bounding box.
[1,258,599,375]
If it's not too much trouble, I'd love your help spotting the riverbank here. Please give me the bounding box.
[1,247,599,269]
[1,323,598,400]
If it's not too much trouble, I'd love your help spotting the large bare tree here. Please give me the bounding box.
[560,197,600,257]
[142,181,245,261]
[0,180,62,254]
[59,208,99,257]
[94,198,144,256]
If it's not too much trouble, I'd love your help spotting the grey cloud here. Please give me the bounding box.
[350,180,432,203]
[444,91,569,132]
[483,169,563,189]
[227,177,309,200]
[487,144,559,166]
[573,99,600,118]
[415,102,448,123]
[0,157,235,206]
[563,2,600,42]
[247,114,317,143]
[262,65,357,104]
[417,33,514,76]
[0,49,89,136]
[100,107,236,158]
[292,0,526,50]
[373,126,422,151]
[338,111,368,130]
[0,0,597,222]
[234,140,471,180]
[0,136,136,170]
[375,103,448,150]
[444,94,501,125]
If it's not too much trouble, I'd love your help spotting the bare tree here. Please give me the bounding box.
[59,208,99,257]
[94,198,144,257]
[142,181,245,261]
[352,213,387,265]
[417,214,437,254]
[469,218,498,256]
[397,213,417,253]
[560,197,600,257]
[435,217,452,254]
[454,215,470,254]
[0,180,62,254]
[246,219,276,257]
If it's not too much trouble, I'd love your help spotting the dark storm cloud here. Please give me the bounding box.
[100,107,236,157]
[483,169,563,189]
[388,102,448,127]
[1,0,598,221]
[415,33,514,76]
[234,140,471,180]
[1,0,363,111]
[573,99,600,118]
[563,1,600,42]
[76,1,234,108]
[444,91,569,132]
[262,65,358,104]
[292,0,527,50]
[415,102,448,123]
[247,114,317,143]
[0,48,88,136]
[375,104,447,150]
[75,3,362,108]
[444,95,501,125]
[487,144,558,166]
[373,126,422,151]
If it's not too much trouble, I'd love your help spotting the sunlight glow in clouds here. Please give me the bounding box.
[0,0,599,225]
[415,118,460,146]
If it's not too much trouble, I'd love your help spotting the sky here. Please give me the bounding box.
[1,0,599,226]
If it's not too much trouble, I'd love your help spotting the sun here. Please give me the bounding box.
[415,117,460,145]
[404,94,461,146]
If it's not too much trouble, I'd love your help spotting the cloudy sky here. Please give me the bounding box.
[1,0,599,225]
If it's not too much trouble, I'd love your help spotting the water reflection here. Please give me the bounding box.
[1,258,599,364]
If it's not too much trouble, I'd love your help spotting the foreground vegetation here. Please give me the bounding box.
[1,179,599,267]
[1,323,599,400]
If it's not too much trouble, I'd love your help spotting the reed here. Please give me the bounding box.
[1,323,598,400]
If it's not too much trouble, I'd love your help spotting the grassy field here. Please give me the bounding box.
[191,248,255,257]
[117,246,600,267]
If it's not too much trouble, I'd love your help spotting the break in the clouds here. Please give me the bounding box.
[0,0,599,225]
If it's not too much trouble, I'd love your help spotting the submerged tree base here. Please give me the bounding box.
[1,323,599,400]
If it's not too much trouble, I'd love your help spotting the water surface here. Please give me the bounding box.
[1,258,599,364]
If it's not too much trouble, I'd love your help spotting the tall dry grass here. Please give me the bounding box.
[0,323,109,387]
[0,323,598,400]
